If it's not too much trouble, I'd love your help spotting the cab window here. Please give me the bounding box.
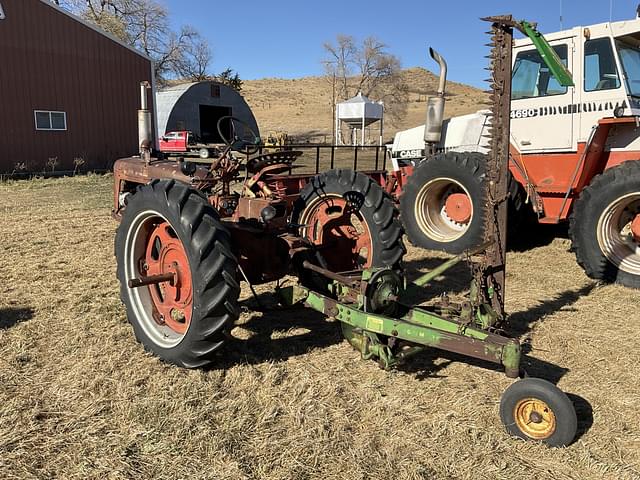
[512,45,568,100]
[584,38,621,91]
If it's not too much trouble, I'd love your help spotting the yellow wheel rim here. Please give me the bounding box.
[514,398,556,439]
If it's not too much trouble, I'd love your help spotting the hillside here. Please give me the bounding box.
[242,67,486,143]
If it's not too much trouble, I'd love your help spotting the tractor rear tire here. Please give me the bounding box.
[569,161,640,288]
[115,179,240,368]
[399,152,533,253]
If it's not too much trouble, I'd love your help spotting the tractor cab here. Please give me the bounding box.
[510,17,640,154]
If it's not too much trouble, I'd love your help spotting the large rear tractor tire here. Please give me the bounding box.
[115,179,240,368]
[292,168,405,274]
[399,152,532,253]
[569,161,640,288]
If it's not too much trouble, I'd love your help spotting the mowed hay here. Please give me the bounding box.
[1,175,639,480]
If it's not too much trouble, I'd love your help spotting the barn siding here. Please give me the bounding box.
[0,0,153,173]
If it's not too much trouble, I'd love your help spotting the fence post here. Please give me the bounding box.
[353,146,358,171]
[330,146,335,169]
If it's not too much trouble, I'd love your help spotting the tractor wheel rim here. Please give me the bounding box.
[514,398,557,440]
[631,214,640,242]
[414,178,473,242]
[124,210,193,348]
[597,192,640,276]
[299,194,373,271]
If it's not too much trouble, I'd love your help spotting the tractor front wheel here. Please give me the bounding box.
[570,161,640,288]
[115,179,240,368]
[399,152,487,253]
[500,378,577,447]
[399,152,533,253]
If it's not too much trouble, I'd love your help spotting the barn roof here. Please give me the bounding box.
[39,0,152,61]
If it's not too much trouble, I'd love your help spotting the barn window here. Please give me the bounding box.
[211,84,221,98]
[34,111,67,131]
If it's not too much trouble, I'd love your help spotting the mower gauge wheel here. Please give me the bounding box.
[500,378,577,447]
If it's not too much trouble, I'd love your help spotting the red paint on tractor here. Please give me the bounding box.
[507,117,640,223]
[144,221,193,334]
[302,197,374,271]
[631,214,640,242]
[444,192,472,224]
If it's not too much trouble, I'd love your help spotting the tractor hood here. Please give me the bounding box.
[391,110,491,164]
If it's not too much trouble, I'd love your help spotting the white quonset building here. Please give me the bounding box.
[335,92,384,146]
[156,81,259,143]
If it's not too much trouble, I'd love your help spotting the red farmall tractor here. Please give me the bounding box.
[113,104,404,366]
[112,18,581,446]
[390,16,640,288]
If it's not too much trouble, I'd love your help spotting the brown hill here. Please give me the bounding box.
[242,67,487,143]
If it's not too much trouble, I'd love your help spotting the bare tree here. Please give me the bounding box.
[55,0,213,83]
[323,35,408,127]
[172,33,212,82]
[323,34,357,100]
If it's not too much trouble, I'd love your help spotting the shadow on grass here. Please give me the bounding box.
[567,392,594,442]
[224,280,596,376]
[508,222,569,252]
[508,283,597,338]
[0,307,34,330]
[401,257,472,303]
[217,297,342,367]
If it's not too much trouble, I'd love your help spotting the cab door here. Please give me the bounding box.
[580,37,625,142]
[510,40,575,152]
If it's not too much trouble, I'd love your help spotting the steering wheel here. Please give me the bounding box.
[216,116,261,155]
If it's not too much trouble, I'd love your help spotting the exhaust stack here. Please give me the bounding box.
[138,81,152,161]
[423,47,448,146]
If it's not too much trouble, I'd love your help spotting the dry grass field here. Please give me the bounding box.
[1,175,639,479]
[242,68,485,142]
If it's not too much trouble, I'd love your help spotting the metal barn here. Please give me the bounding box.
[156,82,259,144]
[0,0,154,174]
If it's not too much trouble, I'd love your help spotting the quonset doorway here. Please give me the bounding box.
[199,105,232,143]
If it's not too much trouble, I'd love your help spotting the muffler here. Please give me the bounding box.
[424,48,448,145]
[138,81,152,160]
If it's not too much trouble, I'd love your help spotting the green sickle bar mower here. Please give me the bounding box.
[280,16,579,447]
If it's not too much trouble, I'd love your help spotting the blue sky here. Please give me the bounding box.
[164,0,640,87]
